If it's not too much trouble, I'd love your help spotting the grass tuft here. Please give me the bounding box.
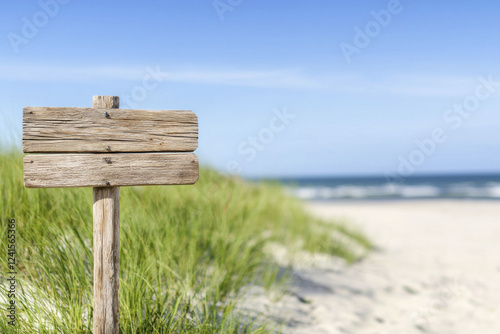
[0,150,371,333]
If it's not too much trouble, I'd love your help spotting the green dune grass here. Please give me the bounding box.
[0,151,371,333]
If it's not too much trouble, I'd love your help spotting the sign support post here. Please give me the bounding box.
[92,96,120,334]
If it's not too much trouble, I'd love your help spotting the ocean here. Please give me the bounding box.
[275,174,500,201]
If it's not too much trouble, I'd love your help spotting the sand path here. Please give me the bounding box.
[250,200,500,333]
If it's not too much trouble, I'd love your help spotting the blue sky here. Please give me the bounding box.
[1,0,500,177]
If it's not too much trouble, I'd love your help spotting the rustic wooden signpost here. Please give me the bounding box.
[22,96,199,333]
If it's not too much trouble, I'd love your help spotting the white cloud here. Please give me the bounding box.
[0,64,320,88]
[1,64,498,97]
[162,68,322,89]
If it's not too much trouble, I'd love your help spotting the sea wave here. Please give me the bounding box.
[291,183,500,200]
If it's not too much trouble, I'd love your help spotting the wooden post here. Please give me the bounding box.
[92,96,120,334]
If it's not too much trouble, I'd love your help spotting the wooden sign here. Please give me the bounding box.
[23,105,198,188]
[22,96,199,334]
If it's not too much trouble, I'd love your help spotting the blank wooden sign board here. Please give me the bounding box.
[22,96,199,333]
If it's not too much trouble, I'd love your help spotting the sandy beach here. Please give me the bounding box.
[244,200,500,333]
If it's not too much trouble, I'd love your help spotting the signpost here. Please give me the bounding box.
[22,96,199,333]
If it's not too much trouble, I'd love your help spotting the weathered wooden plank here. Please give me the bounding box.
[23,153,199,188]
[22,107,198,153]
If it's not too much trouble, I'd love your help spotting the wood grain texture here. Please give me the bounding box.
[93,187,120,334]
[93,96,120,334]
[23,107,198,153]
[93,95,119,109]
[23,153,199,188]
